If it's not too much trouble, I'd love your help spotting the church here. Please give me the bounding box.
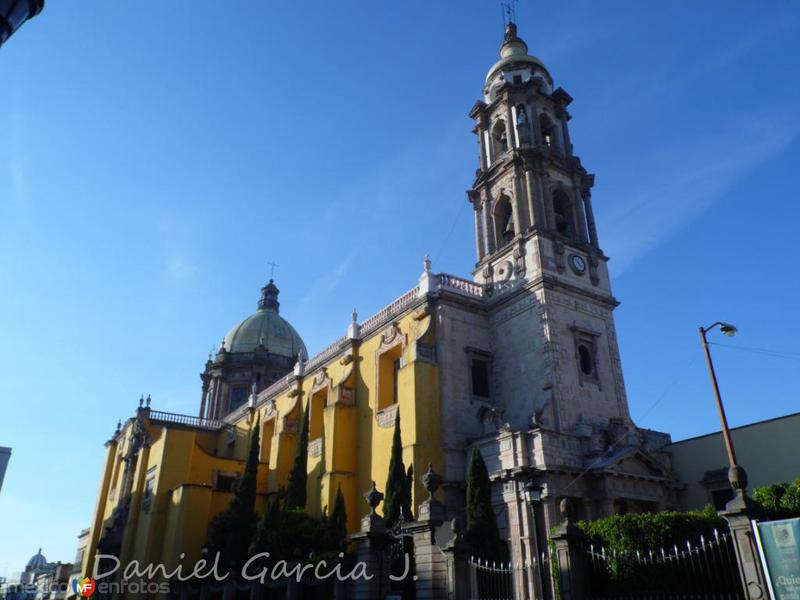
[78,21,682,598]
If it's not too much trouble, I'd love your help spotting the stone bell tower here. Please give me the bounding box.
[468,22,633,437]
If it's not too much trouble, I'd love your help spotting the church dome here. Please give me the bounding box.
[222,280,307,359]
[27,548,47,570]
[486,22,548,82]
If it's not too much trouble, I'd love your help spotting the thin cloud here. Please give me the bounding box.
[298,250,358,311]
[602,111,799,275]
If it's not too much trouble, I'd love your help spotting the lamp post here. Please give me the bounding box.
[524,482,547,600]
[698,321,746,486]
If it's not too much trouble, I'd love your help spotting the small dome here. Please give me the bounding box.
[486,22,548,82]
[27,548,47,570]
[222,280,307,359]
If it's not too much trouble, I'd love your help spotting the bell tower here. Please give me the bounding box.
[469,23,633,435]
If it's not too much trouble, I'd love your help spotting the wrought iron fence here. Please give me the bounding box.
[467,556,515,600]
[586,528,744,599]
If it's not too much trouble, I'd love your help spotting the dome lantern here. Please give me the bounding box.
[258,279,280,313]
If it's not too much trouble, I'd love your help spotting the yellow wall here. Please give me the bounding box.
[83,301,442,588]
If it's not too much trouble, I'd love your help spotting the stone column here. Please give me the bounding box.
[549,499,589,600]
[720,467,768,600]
[406,464,448,600]
[581,188,599,248]
[349,482,390,600]
[440,517,471,600]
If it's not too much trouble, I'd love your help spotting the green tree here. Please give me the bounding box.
[325,485,348,550]
[753,478,800,518]
[383,410,412,527]
[405,464,415,520]
[465,447,503,559]
[206,422,260,567]
[285,402,309,509]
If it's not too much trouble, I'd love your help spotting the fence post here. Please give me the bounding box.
[549,498,589,600]
[349,482,391,600]
[440,516,471,600]
[720,466,768,600]
[405,463,448,600]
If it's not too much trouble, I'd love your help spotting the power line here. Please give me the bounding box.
[562,355,698,492]
[708,342,800,361]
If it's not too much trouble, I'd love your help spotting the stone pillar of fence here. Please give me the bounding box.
[720,466,769,600]
[549,498,589,600]
[439,516,471,600]
[350,482,391,600]
[405,463,449,600]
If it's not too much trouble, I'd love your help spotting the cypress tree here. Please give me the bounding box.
[465,447,502,559]
[206,422,260,567]
[327,485,348,549]
[383,410,411,527]
[285,402,309,509]
[405,464,414,520]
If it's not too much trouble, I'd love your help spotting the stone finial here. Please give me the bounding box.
[364,481,384,515]
[347,308,361,339]
[138,395,144,408]
[145,394,151,408]
[421,462,442,500]
[728,465,748,491]
[559,497,575,521]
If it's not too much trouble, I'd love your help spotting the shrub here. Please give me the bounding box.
[753,478,800,518]
[575,506,726,581]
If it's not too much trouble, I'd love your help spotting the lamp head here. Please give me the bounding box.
[720,323,738,337]
[524,483,543,503]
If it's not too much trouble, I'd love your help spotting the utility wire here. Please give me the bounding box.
[708,342,800,361]
[562,355,698,492]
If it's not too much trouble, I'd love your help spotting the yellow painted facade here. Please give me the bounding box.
[80,291,443,587]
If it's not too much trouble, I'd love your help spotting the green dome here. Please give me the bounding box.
[222,280,307,358]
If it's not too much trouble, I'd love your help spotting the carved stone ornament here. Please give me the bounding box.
[421,462,442,500]
[380,322,402,347]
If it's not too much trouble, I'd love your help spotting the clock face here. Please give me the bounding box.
[569,254,586,274]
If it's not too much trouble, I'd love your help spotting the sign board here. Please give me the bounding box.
[755,518,800,600]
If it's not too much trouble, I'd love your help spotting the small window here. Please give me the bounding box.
[471,359,490,398]
[578,345,593,376]
[229,386,249,412]
[215,473,236,493]
[309,388,328,442]
[392,358,401,405]
[491,120,509,156]
[513,74,522,85]
[552,190,575,240]
[378,344,403,411]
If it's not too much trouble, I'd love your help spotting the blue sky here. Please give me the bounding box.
[1,0,799,576]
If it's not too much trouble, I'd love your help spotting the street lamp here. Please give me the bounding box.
[523,483,547,598]
[698,321,747,490]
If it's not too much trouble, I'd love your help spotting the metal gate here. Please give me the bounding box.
[467,556,515,600]
[586,528,744,599]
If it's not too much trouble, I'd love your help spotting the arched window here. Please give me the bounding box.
[552,190,575,240]
[539,113,558,150]
[494,196,514,247]
[491,119,508,157]
[578,345,594,376]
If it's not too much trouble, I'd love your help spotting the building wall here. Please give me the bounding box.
[667,412,800,509]
[81,295,447,584]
